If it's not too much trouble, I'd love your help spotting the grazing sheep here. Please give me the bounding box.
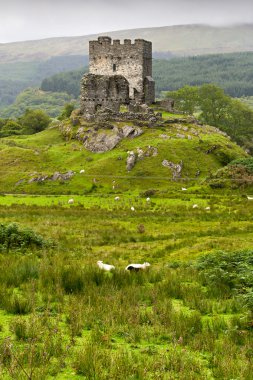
[131,206,135,211]
[80,169,85,174]
[115,196,120,201]
[125,262,151,272]
[182,187,187,191]
[247,196,253,200]
[205,206,211,210]
[68,199,74,205]
[146,197,150,202]
[97,261,115,271]
[192,204,198,209]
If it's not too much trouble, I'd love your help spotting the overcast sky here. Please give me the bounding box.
[0,0,253,43]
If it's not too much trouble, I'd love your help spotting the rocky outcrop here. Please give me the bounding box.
[28,171,75,184]
[75,125,144,153]
[83,132,122,153]
[121,125,143,138]
[162,160,183,179]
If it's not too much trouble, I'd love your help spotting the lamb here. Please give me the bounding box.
[97,260,115,271]
[247,196,253,200]
[146,197,150,202]
[131,206,135,211]
[68,199,74,204]
[114,196,120,201]
[125,262,151,272]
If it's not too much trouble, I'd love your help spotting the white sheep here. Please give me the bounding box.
[68,199,74,204]
[205,206,211,210]
[146,197,150,202]
[192,204,198,209]
[80,169,85,174]
[247,196,253,200]
[182,187,187,191]
[97,261,115,271]
[115,196,120,201]
[125,262,151,271]
[131,206,135,211]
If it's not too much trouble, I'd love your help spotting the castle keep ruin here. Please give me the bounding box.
[80,36,155,116]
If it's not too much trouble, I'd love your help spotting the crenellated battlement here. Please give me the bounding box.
[90,36,151,48]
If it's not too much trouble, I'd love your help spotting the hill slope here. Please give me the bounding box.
[1,24,253,64]
[40,52,253,99]
[0,113,246,195]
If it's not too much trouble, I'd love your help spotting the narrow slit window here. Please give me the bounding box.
[113,64,117,72]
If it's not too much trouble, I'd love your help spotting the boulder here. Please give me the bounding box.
[83,131,122,153]
[121,125,143,138]
[126,151,136,171]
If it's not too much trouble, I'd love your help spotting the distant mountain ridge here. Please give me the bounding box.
[1,24,253,63]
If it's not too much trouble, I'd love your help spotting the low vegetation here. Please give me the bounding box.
[0,109,51,137]
[0,195,252,379]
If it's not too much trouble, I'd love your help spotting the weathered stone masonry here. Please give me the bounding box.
[80,36,155,116]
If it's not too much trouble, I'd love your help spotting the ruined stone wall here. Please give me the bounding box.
[80,73,129,114]
[89,37,153,102]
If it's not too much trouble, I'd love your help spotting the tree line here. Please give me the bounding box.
[41,51,253,99]
[166,84,253,154]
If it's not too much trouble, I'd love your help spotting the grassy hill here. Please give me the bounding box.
[0,112,247,195]
[1,24,253,64]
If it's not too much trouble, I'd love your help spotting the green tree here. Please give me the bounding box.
[58,103,75,120]
[166,85,199,114]
[166,84,253,154]
[198,84,231,125]
[19,109,50,134]
[1,120,22,136]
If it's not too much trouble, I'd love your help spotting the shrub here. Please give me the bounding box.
[0,223,47,252]
[19,108,50,134]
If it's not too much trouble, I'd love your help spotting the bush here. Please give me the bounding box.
[18,108,50,134]
[0,223,47,252]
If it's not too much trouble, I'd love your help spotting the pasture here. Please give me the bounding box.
[0,193,252,379]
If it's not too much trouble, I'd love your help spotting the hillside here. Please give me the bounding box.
[40,52,253,100]
[0,56,87,110]
[0,112,246,195]
[0,88,75,118]
[1,24,253,64]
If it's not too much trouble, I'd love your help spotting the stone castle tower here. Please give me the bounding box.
[80,36,155,116]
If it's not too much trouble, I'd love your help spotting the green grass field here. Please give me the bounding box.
[0,192,252,379]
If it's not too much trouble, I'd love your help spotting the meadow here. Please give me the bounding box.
[0,191,252,379]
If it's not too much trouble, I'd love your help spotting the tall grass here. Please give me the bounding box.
[0,199,252,378]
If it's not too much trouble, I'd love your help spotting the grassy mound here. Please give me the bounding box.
[0,113,247,195]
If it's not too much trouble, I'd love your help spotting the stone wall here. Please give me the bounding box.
[80,73,129,114]
[89,36,154,104]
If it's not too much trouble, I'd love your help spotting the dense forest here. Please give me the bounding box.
[41,51,253,99]
[41,68,87,98]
